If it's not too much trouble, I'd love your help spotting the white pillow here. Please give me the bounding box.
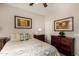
[24,33,28,40]
[10,32,31,41]
[20,33,25,41]
[10,32,20,41]
[23,33,32,40]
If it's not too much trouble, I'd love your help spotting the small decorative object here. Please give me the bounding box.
[20,33,24,41]
[15,16,32,29]
[59,31,65,37]
[54,16,74,31]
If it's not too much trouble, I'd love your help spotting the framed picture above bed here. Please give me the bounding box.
[54,16,74,31]
[14,16,32,29]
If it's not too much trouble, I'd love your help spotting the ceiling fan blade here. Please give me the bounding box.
[43,3,47,7]
[29,3,34,6]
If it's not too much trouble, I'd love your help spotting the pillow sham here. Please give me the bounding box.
[10,32,31,41]
[24,33,28,40]
[10,32,20,41]
[20,33,24,41]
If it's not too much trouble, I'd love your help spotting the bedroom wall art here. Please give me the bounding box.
[14,16,32,29]
[54,16,74,31]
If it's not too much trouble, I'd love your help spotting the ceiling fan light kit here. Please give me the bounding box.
[29,3,47,8]
[29,3,34,6]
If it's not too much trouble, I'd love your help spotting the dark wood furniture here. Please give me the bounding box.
[34,35,45,42]
[51,35,75,56]
[0,37,9,51]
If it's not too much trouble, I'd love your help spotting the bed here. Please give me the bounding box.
[0,38,60,56]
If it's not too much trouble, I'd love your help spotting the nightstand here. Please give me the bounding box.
[34,35,45,42]
[0,37,9,51]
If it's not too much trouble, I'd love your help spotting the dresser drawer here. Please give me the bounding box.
[51,41,59,47]
[59,48,72,56]
[61,45,71,51]
[61,38,72,44]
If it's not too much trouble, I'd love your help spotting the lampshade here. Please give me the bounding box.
[38,28,42,32]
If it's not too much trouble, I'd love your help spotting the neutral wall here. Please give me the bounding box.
[45,4,79,55]
[0,4,45,37]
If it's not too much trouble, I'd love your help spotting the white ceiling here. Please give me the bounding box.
[5,3,56,16]
[6,3,79,16]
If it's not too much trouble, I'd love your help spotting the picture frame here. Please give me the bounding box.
[54,17,74,31]
[14,16,32,29]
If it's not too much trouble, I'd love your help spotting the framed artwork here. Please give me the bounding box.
[54,17,74,31]
[14,16,32,29]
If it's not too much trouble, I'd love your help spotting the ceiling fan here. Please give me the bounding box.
[29,3,47,8]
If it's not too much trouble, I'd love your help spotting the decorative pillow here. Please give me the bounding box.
[10,32,20,41]
[24,33,28,40]
[10,32,31,41]
[19,33,30,41]
[20,33,24,41]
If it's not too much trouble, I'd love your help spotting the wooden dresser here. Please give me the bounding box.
[51,35,75,56]
[34,35,45,42]
[0,37,9,51]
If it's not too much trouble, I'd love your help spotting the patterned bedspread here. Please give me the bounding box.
[0,38,60,56]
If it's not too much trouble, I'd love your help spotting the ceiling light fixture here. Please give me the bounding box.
[29,3,48,8]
